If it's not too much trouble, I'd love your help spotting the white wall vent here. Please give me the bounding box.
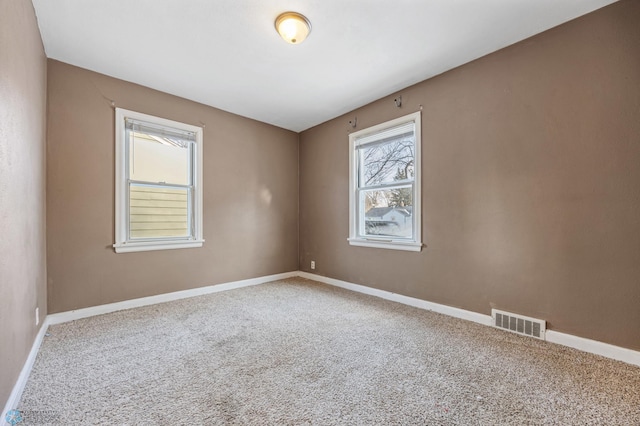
[492,309,546,340]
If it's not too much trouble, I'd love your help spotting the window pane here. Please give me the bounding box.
[359,135,414,187]
[360,187,413,238]
[129,185,190,239]
[129,131,190,185]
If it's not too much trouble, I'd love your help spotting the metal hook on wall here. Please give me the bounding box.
[349,117,357,128]
[394,95,402,108]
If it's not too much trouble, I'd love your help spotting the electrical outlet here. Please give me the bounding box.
[310,260,316,270]
[35,307,39,326]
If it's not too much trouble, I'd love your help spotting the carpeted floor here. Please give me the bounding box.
[18,278,640,425]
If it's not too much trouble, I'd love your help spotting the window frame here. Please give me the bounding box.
[113,108,204,253]
[348,111,422,252]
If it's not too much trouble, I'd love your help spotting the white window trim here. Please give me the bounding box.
[348,111,422,252]
[113,108,204,253]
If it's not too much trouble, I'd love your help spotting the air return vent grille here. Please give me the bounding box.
[492,309,546,340]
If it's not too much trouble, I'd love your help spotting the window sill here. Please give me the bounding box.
[348,238,423,252]
[113,239,204,253]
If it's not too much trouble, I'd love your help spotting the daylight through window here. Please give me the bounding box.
[349,112,422,251]
[114,109,204,253]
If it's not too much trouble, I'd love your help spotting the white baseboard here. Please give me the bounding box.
[299,271,640,368]
[298,271,492,326]
[47,271,298,325]
[2,317,51,426]
[546,330,640,367]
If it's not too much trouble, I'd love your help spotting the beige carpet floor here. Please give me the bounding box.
[18,278,640,425]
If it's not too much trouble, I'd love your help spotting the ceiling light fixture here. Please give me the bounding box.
[275,12,311,44]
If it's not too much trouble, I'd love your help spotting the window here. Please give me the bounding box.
[114,108,204,253]
[348,112,422,251]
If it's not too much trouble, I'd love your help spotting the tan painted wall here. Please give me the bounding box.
[46,60,299,313]
[299,0,640,350]
[0,0,48,409]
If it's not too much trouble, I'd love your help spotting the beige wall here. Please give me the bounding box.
[0,0,47,410]
[299,0,640,350]
[46,60,299,313]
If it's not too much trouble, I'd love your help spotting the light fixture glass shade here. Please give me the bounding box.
[275,12,311,44]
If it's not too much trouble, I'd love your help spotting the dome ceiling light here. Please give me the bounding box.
[275,12,311,44]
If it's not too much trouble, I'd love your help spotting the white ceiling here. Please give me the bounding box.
[32,0,617,132]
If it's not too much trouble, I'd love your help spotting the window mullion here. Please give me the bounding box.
[128,180,191,190]
[359,181,414,191]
